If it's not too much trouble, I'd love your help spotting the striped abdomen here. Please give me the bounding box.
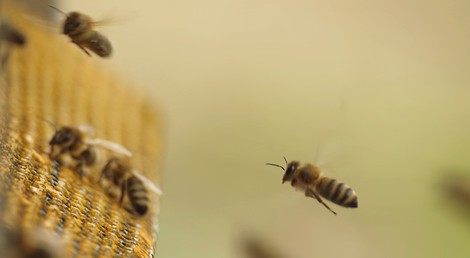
[85,31,113,57]
[316,177,358,208]
[127,176,149,216]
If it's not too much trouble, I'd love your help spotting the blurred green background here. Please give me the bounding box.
[63,0,470,257]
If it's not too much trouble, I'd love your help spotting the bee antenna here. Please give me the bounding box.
[283,156,288,166]
[39,117,58,133]
[266,163,285,171]
[48,5,68,16]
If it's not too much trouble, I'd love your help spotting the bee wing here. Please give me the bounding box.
[76,124,96,137]
[92,15,132,28]
[313,139,345,169]
[86,138,132,157]
[132,170,163,195]
[21,14,59,32]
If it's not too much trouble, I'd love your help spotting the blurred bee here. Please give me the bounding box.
[0,224,64,258]
[0,20,26,46]
[0,20,26,69]
[442,173,470,209]
[48,124,132,175]
[241,235,289,258]
[48,5,112,58]
[100,158,162,216]
[266,157,358,215]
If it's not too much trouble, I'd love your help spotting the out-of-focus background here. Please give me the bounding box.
[58,0,470,257]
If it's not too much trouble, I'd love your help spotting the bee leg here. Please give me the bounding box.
[98,168,106,184]
[291,178,297,187]
[78,45,91,56]
[305,189,337,215]
[118,179,127,207]
[77,164,85,177]
[73,160,86,177]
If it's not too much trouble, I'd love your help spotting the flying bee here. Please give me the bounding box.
[47,124,132,175]
[100,158,162,216]
[442,173,470,209]
[0,21,26,46]
[241,234,288,258]
[266,157,358,215]
[48,5,112,58]
[0,224,65,258]
[0,20,26,69]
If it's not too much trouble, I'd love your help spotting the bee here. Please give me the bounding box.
[0,21,26,46]
[266,157,358,215]
[0,20,26,68]
[48,5,112,58]
[48,124,132,175]
[100,158,162,216]
[0,224,64,258]
[241,235,288,258]
[442,173,470,209]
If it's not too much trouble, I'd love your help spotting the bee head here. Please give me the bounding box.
[102,158,118,175]
[102,158,130,184]
[266,157,299,184]
[49,127,77,158]
[282,161,299,184]
[80,148,97,166]
[50,127,76,146]
[64,12,91,36]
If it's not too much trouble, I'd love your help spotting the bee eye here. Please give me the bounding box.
[64,15,83,35]
[65,21,79,32]
[286,164,297,176]
[282,162,298,183]
[71,20,80,29]
[54,129,74,144]
[60,132,72,142]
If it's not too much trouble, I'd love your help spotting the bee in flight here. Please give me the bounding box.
[0,20,26,68]
[0,224,64,258]
[442,173,470,209]
[241,234,288,258]
[48,5,113,58]
[100,158,162,216]
[266,157,358,215]
[48,124,132,175]
[0,20,26,46]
